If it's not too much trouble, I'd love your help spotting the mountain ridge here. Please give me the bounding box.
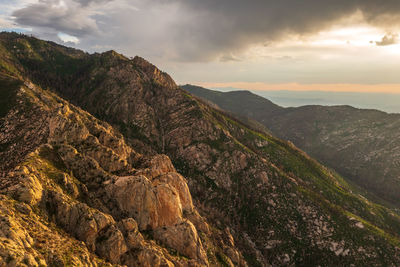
[0,77,225,266]
[182,84,400,208]
[2,32,400,266]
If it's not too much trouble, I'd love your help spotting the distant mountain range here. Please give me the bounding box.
[2,32,400,266]
[212,87,400,114]
[183,84,400,208]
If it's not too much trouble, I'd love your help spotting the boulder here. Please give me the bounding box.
[154,220,207,264]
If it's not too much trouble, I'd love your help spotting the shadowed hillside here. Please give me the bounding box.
[183,84,400,209]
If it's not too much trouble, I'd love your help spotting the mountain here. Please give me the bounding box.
[0,75,225,266]
[183,84,400,208]
[0,34,242,266]
[2,33,400,266]
[181,85,284,121]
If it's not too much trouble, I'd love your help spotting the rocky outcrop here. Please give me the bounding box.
[106,174,183,230]
[47,190,127,263]
[152,172,194,213]
[0,78,214,266]
[4,165,43,205]
[154,220,208,263]
[0,194,108,266]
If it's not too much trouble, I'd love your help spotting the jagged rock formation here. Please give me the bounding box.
[2,32,400,266]
[0,76,237,266]
[182,84,400,208]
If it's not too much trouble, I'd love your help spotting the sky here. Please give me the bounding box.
[2,0,400,94]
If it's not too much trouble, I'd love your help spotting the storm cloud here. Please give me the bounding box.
[10,0,400,61]
[12,0,109,36]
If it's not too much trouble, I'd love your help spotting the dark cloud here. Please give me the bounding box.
[12,0,110,37]
[165,0,400,60]
[375,33,399,46]
[10,0,400,61]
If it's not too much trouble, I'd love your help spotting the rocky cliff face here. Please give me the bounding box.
[2,32,400,266]
[0,76,241,266]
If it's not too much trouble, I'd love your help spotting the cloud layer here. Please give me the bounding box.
[8,0,400,62]
[13,0,104,36]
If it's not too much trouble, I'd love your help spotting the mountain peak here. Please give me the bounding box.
[182,84,284,119]
[101,49,128,60]
[132,55,177,88]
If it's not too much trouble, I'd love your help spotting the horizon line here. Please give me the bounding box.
[191,82,400,94]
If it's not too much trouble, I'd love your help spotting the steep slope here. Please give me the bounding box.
[3,32,400,266]
[0,73,243,266]
[183,84,400,208]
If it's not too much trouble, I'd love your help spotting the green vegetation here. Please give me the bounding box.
[0,74,21,118]
[189,97,400,261]
[184,84,400,209]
